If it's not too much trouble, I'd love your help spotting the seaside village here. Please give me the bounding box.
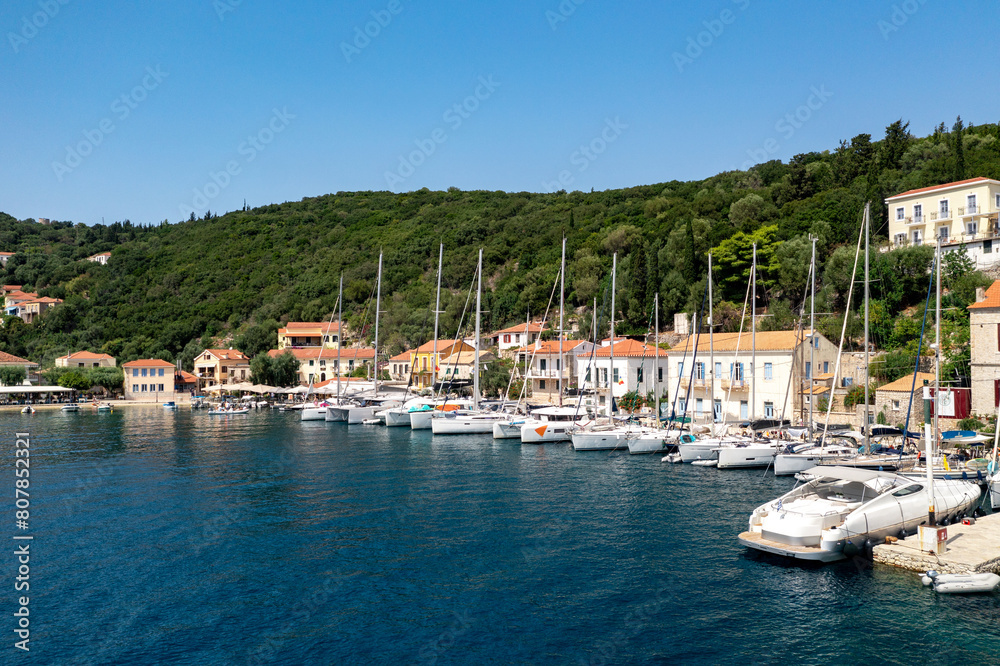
[2,177,1000,579]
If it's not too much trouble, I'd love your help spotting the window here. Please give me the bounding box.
[892,399,900,411]
[713,400,722,422]
[556,359,561,371]
[894,233,905,246]
[740,400,748,420]
[503,334,511,344]
[764,362,772,380]
[141,368,148,377]
[940,199,949,217]
[585,367,591,383]
[814,336,819,349]
[986,239,993,254]
[696,362,705,380]
[679,399,686,413]
[913,203,923,221]
[636,367,643,383]
[696,398,703,415]
[939,226,949,241]
[912,230,922,246]
[823,361,829,374]
[613,368,619,384]
[996,193,1000,210]
[158,384,164,392]
[896,207,904,221]
[764,401,774,418]
[158,368,165,377]
[141,384,147,392]
[539,380,546,390]
[132,384,138,392]
[540,359,547,371]
[657,367,662,382]
[805,362,811,379]
[715,362,722,380]
[968,194,978,214]
[133,369,139,377]
[320,360,326,367]
[678,362,684,377]
[309,360,314,367]
[968,221,978,235]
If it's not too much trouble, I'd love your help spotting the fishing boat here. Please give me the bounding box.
[738,465,979,562]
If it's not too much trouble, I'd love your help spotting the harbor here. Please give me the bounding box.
[874,511,1000,575]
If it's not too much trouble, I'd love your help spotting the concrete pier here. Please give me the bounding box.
[873,511,1000,575]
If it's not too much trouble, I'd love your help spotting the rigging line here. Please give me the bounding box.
[901,250,936,459]
[510,260,563,408]
[574,283,612,423]
[718,259,754,434]
[434,261,478,407]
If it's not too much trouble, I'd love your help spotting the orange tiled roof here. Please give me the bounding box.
[494,322,546,336]
[968,280,1000,310]
[877,372,936,393]
[514,340,585,354]
[389,350,414,362]
[176,370,198,382]
[440,351,497,365]
[2,286,23,292]
[279,321,341,334]
[268,347,375,360]
[669,330,815,354]
[0,351,37,366]
[59,351,115,361]
[201,349,249,361]
[414,339,469,354]
[122,359,175,368]
[594,339,661,358]
[885,177,998,201]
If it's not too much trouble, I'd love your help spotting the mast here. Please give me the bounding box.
[432,243,443,392]
[473,248,482,410]
[336,274,343,402]
[934,232,941,461]
[559,236,566,407]
[654,293,660,429]
[608,253,617,418]
[864,203,871,454]
[809,236,816,443]
[751,243,757,442]
[708,252,714,430]
[373,252,383,394]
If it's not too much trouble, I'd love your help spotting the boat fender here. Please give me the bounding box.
[843,542,860,558]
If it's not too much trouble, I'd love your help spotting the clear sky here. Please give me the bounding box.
[2,0,998,225]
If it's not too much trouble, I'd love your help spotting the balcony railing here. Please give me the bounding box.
[959,205,981,216]
[720,378,748,391]
[930,210,951,221]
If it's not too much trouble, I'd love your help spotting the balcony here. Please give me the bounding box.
[904,216,926,226]
[930,210,951,221]
[958,205,981,217]
[720,378,748,391]
[679,377,706,389]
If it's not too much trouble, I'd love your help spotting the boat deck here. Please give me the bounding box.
[873,511,1000,574]
[737,530,839,561]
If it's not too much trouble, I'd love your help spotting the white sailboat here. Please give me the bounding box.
[302,277,343,422]
[432,249,506,435]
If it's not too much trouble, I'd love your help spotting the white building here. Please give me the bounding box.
[87,251,111,265]
[513,339,594,402]
[665,329,838,423]
[576,338,669,411]
[492,322,545,357]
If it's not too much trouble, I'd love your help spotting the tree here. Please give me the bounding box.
[710,225,783,299]
[58,370,91,391]
[0,366,26,386]
[250,353,275,385]
[236,321,279,359]
[271,352,300,387]
[953,116,965,181]
[880,119,911,171]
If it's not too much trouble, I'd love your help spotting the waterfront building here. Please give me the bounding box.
[194,348,251,387]
[514,339,593,403]
[268,347,375,385]
[277,321,343,349]
[410,340,474,389]
[665,329,837,424]
[968,281,1000,416]
[576,338,668,410]
[388,350,413,382]
[439,350,497,382]
[123,359,177,402]
[0,351,39,385]
[56,351,117,368]
[885,177,1000,267]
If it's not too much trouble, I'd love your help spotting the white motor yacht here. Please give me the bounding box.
[520,406,591,444]
[738,466,979,562]
[773,440,859,476]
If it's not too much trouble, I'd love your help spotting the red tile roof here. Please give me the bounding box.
[176,370,198,383]
[885,177,998,201]
[0,351,37,366]
[389,350,414,362]
[280,321,341,334]
[414,339,469,354]
[269,347,375,360]
[201,349,249,361]
[59,351,115,361]
[494,322,546,336]
[877,372,935,393]
[968,280,1000,310]
[514,340,586,354]
[593,339,661,358]
[123,359,175,368]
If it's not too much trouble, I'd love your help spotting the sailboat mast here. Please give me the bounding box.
[864,204,871,454]
[559,237,566,407]
[935,232,942,457]
[655,293,660,429]
[432,243,443,391]
[337,274,343,402]
[473,248,482,410]
[609,253,617,419]
[708,252,714,430]
[809,236,816,443]
[374,252,383,394]
[751,243,757,441]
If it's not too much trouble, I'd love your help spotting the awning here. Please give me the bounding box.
[0,385,75,394]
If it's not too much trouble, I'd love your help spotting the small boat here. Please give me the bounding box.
[691,459,718,467]
[662,452,683,463]
[61,404,80,412]
[922,570,1000,594]
[96,405,112,412]
[361,418,382,425]
[20,406,34,414]
[209,407,250,415]
[162,401,177,410]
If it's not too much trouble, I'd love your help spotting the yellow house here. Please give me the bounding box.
[268,347,375,385]
[194,349,250,386]
[123,359,176,402]
[410,339,474,389]
[56,351,117,368]
[277,322,342,349]
[19,297,62,324]
[886,177,1000,264]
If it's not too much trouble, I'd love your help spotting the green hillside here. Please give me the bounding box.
[0,118,995,383]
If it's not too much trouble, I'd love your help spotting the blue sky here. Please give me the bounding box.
[2,0,998,225]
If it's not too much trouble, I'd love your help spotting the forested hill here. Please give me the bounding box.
[0,118,997,372]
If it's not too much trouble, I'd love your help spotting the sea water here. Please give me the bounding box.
[7,409,998,664]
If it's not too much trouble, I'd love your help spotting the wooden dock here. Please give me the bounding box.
[873,511,1000,575]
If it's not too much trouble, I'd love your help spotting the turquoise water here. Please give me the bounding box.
[6,409,999,664]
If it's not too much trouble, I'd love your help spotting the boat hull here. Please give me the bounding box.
[300,407,327,421]
[520,421,575,443]
[326,406,374,424]
[716,443,777,469]
[430,415,501,435]
[383,409,412,427]
[571,430,628,451]
[774,452,852,476]
[626,432,668,455]
[677,441,722,463]
[492,420,523,439]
